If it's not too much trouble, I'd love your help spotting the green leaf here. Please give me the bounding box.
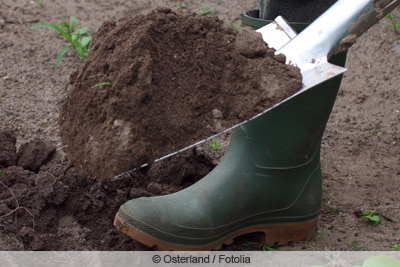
[363,255,400,267]
[360,210,380,226]
[80,36,91,48]
[56,45,70,67]
[74,46,83,58]
[31,23,73,44]
[71,33,79,43]
[76,26,89,36]
[367,215,379,226]
[0,170,3,179]
[69,16,78,33]
[385,13,400,33]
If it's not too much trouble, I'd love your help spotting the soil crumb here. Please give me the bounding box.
[59,8,302,179]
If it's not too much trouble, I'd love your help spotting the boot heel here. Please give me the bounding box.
[260,218,318,246]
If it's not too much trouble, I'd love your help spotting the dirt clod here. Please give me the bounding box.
[0,131,17,167]
[16,138,56,173]
[0,148,214,250]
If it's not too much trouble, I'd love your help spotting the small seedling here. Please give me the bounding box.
[92,82,111,88]
[373,131,382,139]
[32,16,91,66]
[0,170,3,179]
[385,13,400,34]
[351,240,365,251]
[198,6,212,16]
[359,210,380,226]
[209,140,223,154]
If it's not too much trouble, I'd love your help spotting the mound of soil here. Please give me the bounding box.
[59,8,302,179]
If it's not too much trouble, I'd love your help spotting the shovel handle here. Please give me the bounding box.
[277,0,400,66]
[330,0,400,57]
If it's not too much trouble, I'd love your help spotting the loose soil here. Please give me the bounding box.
[0,0,399,251]
[60,8,301,179]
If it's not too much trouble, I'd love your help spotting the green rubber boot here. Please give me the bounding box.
[114,10,346,251]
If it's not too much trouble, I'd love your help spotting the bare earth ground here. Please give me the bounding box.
[0,0,399,251]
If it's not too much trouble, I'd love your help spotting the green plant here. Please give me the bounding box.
[209,140,223,154]
[392,244,400,251]
[351,240,365,251]
[374,131,382,139]
[359,210,380,226]
[92,82,111,88]
[385,13,400,34]
[198,6,212,16]
[0,170,3,179]
[32,16,91,66]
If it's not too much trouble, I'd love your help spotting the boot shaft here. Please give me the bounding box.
[239,73,343,168]
[238,10,347,168]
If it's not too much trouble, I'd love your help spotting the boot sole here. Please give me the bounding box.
[114,213,318,251]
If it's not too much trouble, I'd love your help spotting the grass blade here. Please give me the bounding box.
[56,45,70,67]
[74,46,85,60]
[92,82,111,88]
[31,23,73,44]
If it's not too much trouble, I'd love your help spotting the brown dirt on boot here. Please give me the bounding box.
[59,8,302,179]
[114,213,318,251]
